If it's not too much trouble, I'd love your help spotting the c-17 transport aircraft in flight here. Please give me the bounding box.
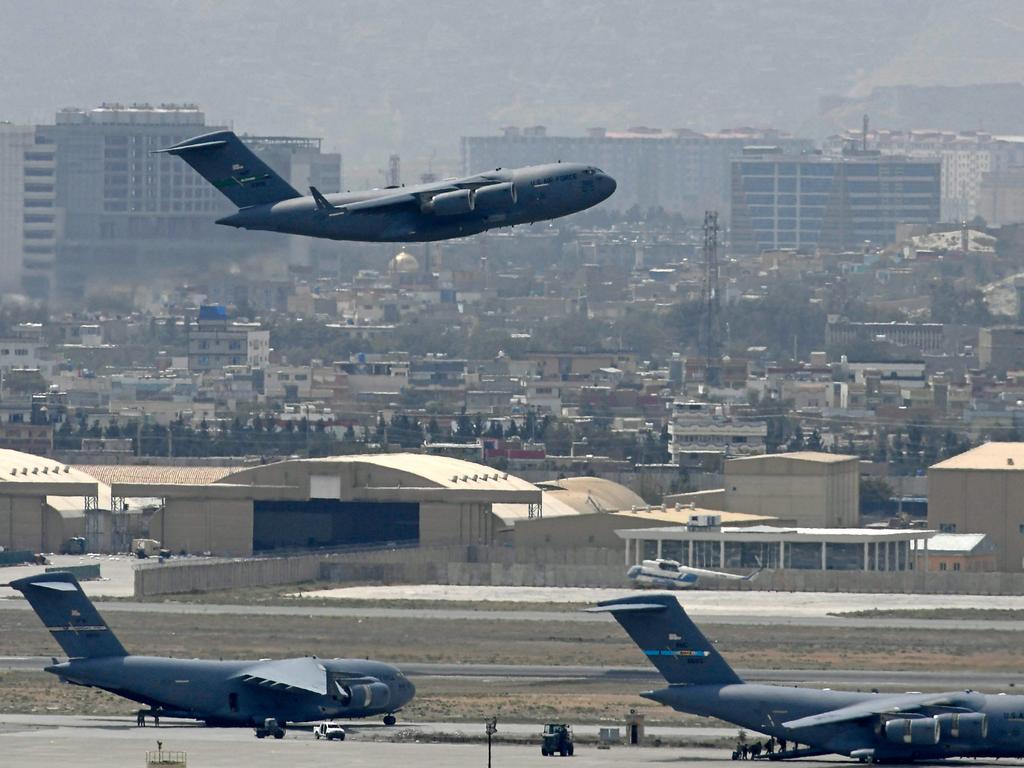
[593,593,1024,763]
[157,131,616,242]
[10,572,414,732]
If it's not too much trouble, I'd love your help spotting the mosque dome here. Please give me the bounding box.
[389,250,420,273]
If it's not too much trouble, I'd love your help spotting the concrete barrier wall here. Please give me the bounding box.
[135,554,324,597]
[136,545,1024,597]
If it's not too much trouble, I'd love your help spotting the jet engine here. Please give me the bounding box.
[936,712,988,741]
[336,681,391,709]
[473,182,517,212]
[424,189,475,216]
[884,717,940,745]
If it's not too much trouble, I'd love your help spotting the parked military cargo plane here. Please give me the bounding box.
[10,572,414,730]
[593,593,1024,763]
[157,131,615,242]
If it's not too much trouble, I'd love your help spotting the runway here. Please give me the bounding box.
[3,597,1024,632]
[5,656,1022,692]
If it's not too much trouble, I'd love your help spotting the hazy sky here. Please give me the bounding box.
[3,0,1023,181]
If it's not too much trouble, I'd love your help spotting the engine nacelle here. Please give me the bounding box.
[339,681,391,710]
[473,182,517,212]
[884,717,940,745]
[936,712,988,741]
[424,189,475,216]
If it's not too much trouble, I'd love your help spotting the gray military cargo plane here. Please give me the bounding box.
[593,593,1024,763]
[156,131,616,242]
[10,572,414,731]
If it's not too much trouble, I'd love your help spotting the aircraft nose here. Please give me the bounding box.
[598,173,617,200]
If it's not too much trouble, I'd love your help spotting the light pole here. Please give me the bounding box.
[485,716,497,768]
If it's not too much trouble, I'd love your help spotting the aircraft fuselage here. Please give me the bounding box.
[217,163,616,242]
[651,683,1024,761]
[48,655,413,726]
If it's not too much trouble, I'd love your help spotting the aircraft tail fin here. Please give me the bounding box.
[8,572,128,659]
[587,593,741,685]
[155,130,301,208]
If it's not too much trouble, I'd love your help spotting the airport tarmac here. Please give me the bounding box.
[0,555,138,598]
[3,714,1011,768]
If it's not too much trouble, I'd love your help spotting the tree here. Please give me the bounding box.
[787,425,805,452]
[806,429,823,451]
[860,476,894,517]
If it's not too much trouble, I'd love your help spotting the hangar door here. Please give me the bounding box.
[252,500,419,551]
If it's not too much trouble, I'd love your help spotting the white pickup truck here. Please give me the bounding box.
[314,721,346,741]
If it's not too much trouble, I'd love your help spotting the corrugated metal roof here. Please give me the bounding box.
[611,508,776,525]
[0,450,111,513]
[930,442,1024,471]
[728,451,857,465]
[536,476,647,512]
[0,449,87,483]
[77,464,240,486]
[915,533,991,553]
[303,452,538,491]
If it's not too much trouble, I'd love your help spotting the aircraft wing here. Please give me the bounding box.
[327,191,422,215]
[234,657,327,695]
[319,179,468,217]
[782,692,964,730]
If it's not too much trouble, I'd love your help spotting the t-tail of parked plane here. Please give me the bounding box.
[12,571,127,659]
[588,593,741,685]
[591,592,1021,762]
[154,131,301,208]
[9,571,414,730]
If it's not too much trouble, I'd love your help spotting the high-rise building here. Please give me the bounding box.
[47,103,236,298]
[462,126,813,218]
[0,124,58,298]
[824,129,1024,222]
[730,149,940,254]
[46,105,343,301]
[244,135,343,269]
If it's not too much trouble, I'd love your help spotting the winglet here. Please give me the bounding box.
[310,186,336,211]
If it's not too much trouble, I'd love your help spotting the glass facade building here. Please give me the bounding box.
[730,151,941,253]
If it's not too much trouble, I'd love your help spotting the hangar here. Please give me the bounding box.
[0,451,543,557]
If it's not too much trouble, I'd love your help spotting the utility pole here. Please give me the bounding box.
[701,211,722,388]
[485,716,497,767]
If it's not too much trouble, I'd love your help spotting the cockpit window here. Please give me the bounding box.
[583,168,596,175]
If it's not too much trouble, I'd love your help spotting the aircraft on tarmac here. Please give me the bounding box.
[157,131,616,242]
[9,572,414,732]
[592,593,1024,763]
[627,558,763,589]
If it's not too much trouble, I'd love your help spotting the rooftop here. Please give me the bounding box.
[930,442,1024,471]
